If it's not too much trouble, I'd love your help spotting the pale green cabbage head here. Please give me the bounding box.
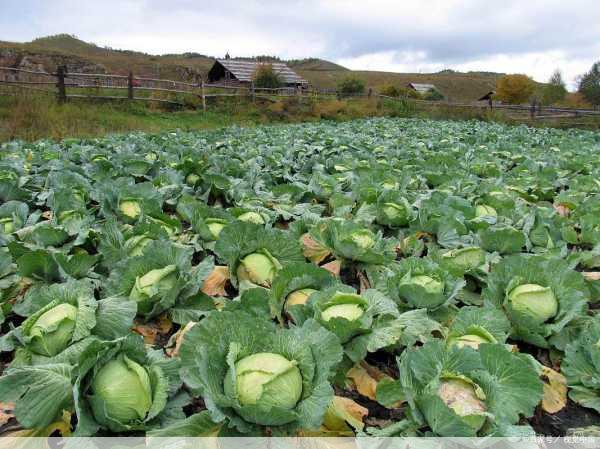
[320,292,366,322]
[285,288,317,309]
[382,202,407,221]
[129,265,178,313]
[185,173,200,186]
[475,204,497,218]
[119,200,142,219]
[321,303,364,322]
[225,352,302,410]
[27,303,78,357]
[451,334,492,350]
[350,230,375,249]
[441,247,486,272]
[206,220,226,239]
[508,283,558,324]
[237,252,281,287]
[438,377,487,431]
[410,275,444,295]
[91,354,153,424]
[0,217,14,234]
[125,234,153,257]
[237,212,265,225]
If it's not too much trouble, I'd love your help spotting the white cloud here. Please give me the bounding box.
[1,0,598,89]
[338,49,596,90]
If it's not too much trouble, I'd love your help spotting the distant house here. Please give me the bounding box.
[207,58,308,87]
[407,83,437,94]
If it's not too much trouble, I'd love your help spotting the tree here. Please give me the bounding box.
[578,61,600,106]
[541,69,567,105]
[253,64,282,89]
[495,74,536,105]
[337,76,365,96]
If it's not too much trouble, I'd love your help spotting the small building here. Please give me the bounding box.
[407,83,437,94]
[207,58,308,87]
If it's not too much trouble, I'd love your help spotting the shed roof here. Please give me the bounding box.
[477,90,496,101]
[215,59,307,84]
[408,83,437,93]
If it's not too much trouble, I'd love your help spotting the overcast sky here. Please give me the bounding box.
[2,0,599,89]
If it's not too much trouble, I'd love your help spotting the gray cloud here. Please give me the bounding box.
[1,0,598,85]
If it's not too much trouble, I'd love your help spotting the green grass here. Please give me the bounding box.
[1,93,597,143]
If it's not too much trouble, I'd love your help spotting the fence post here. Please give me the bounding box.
[251,82,256,103]
[56,65,67,104]
[201,79,206,111]
[128,71,134,100]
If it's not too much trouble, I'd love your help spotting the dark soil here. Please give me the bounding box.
[530,401,600,436]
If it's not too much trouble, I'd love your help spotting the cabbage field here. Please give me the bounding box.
[0,117,599,438]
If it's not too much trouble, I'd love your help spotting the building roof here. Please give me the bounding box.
[408,83,437,93]
[478,90,496,101]
[214,59,307,84]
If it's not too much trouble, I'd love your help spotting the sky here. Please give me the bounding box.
[2,0,599,90]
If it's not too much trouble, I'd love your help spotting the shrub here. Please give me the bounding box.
[378,85,421,99]
[379,84,400,97]
[496,74,536,105]
[253,64,282,89]
[423,89,444,101]
[337,77,365,96]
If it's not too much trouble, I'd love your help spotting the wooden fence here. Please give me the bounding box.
[0,65,327,109]
[1,65,599,120]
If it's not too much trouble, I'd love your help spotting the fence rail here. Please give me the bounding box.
[1,65,599,119]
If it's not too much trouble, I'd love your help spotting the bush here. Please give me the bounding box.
[337,77,365,96]
[378,85,421,99]
[253,64,282,89]
[496,74,536,105]
[558,92,592,109]
[578,62,600,106]
[379,84,400,97]
[423,89,444,101]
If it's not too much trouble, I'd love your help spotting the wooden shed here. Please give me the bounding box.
[478,91,496,101]
[207,59,308,87]
[407,83,437,94]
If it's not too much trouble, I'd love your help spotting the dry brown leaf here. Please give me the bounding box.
[357,271,371,293]
[322,260,341,277]
[201,266,230,297]
[0,402,15,426]
[347,364,377,400]
[301,233,331,264]
[132,314,173,345]
[330,396,369,431]
[166,321,196,357]
[553,204,571,217]
[347,362,391,400]
[541,366,567,414]
[583,272,600,281]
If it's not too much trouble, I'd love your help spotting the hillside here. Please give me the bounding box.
[1,34,501,101]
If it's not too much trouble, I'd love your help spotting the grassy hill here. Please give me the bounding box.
[1,34,501,101]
